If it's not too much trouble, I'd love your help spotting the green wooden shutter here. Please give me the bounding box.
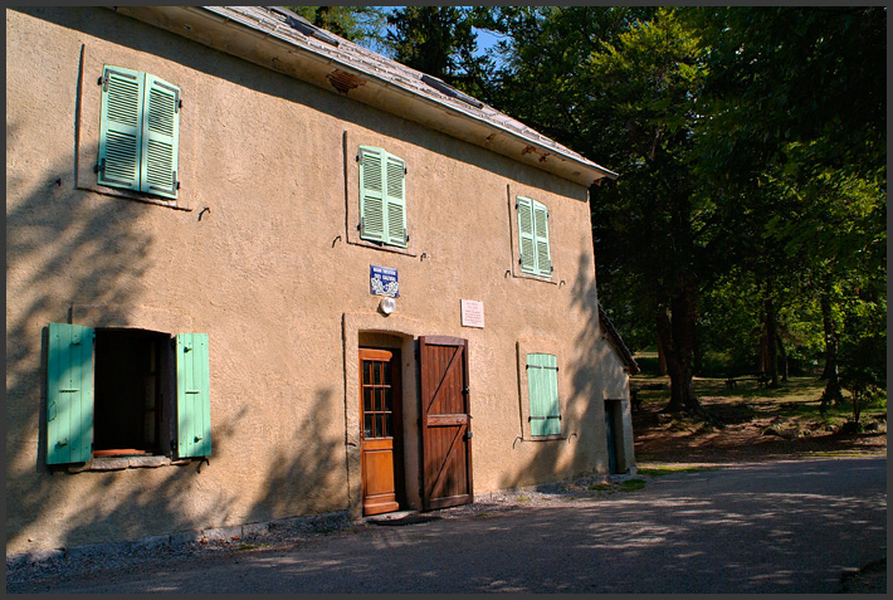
[385,153,407,247]
[47,323,94,464]
[98,66,143,191]
[527,353,561,436]
[517,196,536,274]
[176,333,211,458]
[532,200,552,278]
[359,146,386,242]
[142,74,180,199]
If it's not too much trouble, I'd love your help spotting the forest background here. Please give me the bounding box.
[288,6,886,422]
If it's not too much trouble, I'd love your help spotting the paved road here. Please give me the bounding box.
[9,457,886,593]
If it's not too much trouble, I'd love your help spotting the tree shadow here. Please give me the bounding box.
[5,131,251,550]
[498,250,630,491]
[247,388,348,522]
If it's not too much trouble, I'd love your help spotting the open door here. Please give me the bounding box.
[359,348,404,516]
[419,336,473,510]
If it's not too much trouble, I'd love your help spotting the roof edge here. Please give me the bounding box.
[598,304,640,375]
[110,6,618,188]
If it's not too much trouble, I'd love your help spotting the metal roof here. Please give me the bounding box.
[112,6,618,188]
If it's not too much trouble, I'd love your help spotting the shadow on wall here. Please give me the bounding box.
[5,133,345,551]
[6,150,348,552]
[247,388,348,522]
[497,251,610,491]
[5,133,250,549]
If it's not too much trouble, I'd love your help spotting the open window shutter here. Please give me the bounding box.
[142,74,180,199]
[385,153,407,247]
[359,146,386,242]
[532,200,552,278]
[98,66,143,192]
[517,196,536,274]
[527,353,561,436]
[47,323,94,464]
[176,333,211,458]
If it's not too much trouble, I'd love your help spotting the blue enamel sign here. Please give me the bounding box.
[370,265,399,297]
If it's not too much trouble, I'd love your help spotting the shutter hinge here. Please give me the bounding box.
[358,217,363,232]
[99,72,109,91]
[173,171,180,190]
[356,154,360,162]
[404,166,408,175]
[550,265,555,273]
[176,93,182,114]
[95,159,105,177]
[404,229,408,244]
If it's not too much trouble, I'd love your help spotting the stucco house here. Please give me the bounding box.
[6,6,639,555]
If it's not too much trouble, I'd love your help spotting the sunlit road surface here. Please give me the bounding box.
[10,457,886,593]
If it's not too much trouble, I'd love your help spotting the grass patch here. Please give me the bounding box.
[588,483,613,491]
[235,543,257,551]
[637,465,722,477]
[516,495,531,502]
[618,478,646,492]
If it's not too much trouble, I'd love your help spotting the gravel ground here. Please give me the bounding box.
[7,469,884,593]
[6,473,619,586]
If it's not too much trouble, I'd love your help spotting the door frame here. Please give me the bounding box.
[342,314,423,520]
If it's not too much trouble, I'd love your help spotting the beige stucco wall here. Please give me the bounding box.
[6,7,633,554]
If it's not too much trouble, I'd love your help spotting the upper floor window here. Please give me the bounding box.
[97,65,180,199]
[516,196,552,278]
[358,145,407,248]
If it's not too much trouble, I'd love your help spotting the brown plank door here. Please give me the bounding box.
[419,336,473,510]
[359,348,404,516]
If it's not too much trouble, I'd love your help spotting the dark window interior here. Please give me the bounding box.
[94,329,170,455]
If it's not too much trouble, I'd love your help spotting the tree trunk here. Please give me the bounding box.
[656,287,701,416]
[776,332,789,382]
[656,331,668,376]
[763,297,779,387]
[819,292,843,408]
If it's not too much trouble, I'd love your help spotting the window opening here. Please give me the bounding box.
[93,329,169,455]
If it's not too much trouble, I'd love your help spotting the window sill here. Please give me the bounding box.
[349,237,417,257]
[523,434,566,442]
[67,455,193,473]
[512,269,557,285]
[83,182,191,212]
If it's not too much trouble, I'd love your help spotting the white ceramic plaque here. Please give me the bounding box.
[461,299,485,328]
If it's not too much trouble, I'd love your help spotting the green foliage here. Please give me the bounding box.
[384,6,490,97]
[286,6,387,50]
[376,6,886,416]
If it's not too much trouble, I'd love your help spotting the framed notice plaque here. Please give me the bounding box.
[461,299,485,328]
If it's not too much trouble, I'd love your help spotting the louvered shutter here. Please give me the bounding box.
[142,74,180,199]
[527,353,561,436]
[532,200,552,278]
[98,66,143,191]
[359,146,386,242]
[517,196,536,274]
[47,323,94,464]
[385,153,407,247]
[176,333,211,458]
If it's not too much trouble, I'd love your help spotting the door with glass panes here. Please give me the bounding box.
[358,348,404,515]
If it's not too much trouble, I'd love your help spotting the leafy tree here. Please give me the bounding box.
[584,9,713,415]
[286,6,387,50]
[384,6,490,96]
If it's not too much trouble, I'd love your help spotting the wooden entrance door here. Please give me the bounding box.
[419,336,473,510]
[359,348,404,516]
